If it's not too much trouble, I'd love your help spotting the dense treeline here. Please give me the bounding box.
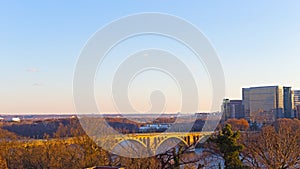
[1,118,141,138]
[1,117,209,138]
[2,119,72,138]
[0,118,300,168]
[0,122,198,169]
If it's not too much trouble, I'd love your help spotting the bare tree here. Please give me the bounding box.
[242,119,300,169]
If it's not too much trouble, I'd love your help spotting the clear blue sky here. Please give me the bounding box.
[1,1,300,114]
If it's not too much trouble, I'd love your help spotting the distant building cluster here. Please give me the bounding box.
[0,117,21,122]
[222,85,300,124]
[139,123,172,132]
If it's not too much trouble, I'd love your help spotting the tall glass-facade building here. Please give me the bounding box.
[242,86,284,123]
[283,87,295,118]
[294,90,300,106]
[242,86,296,123]
[221,99,244,121]
[295,90,300,119]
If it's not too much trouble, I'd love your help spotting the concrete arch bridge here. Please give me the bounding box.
[95,132,213,158]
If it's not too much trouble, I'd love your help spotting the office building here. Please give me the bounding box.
[294,90,300,106]
[296,105,300,119]
[242,86,284,123]
[221,99,244,121]
[294,90,300,119]
[283,87,295,118]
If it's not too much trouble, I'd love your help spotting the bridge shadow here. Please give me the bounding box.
[111,139,150,158]
[155,137,188,155]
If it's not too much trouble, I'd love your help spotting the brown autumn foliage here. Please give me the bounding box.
[1,118,202,169]
[0,136,201,168]
[225,118,249,131]
[242,118,300,169]
[0,155,8,169]
[0,127,18,140]
[2,117,300,168]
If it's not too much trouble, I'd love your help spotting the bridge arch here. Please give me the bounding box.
[155,136,189,155]
[111,138,148,158]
